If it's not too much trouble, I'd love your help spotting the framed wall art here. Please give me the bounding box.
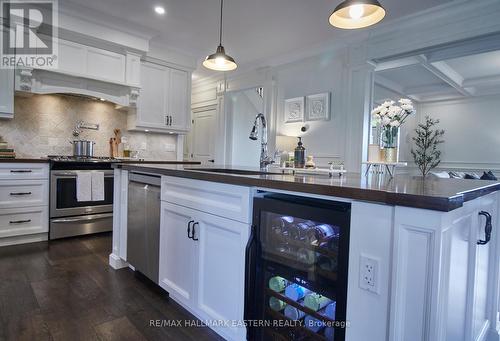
[306,92,330,121]
[284,97,305,123]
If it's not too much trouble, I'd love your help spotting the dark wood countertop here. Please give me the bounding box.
[0,158,200,164]
[113,163,500,212]
[0,158,49,163]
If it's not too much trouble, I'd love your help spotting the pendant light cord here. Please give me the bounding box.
[219,0,223,45]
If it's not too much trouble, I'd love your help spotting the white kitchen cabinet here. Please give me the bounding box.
[390,192,500,341]
[159,202,197,307]
[0,163,49,246]
[159,180,250,341]
[169,68,190,131]
[129,61,191,134]
[0,68,14,119]
[188,106,217,164]
[195,209,248,341]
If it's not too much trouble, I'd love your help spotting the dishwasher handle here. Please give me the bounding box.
[129,172,161,186]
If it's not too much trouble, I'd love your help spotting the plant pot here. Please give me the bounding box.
[383,147,398,163]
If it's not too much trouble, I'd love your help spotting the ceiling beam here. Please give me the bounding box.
[463,74,500,88]
[374,75,420,102]
[415,55,472,97]
[373,56,421,72]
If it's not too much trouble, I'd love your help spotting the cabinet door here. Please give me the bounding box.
[0,68,14,118]
[195,211,249,341]
[136,62,169,128]
[0,27,14,118]
[168,69,189,131]
[190,108,216,164]
[471,195,497,340]
[159,201,196,306]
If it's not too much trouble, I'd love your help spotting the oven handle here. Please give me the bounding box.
[51,213,113,223]
[51,171,114,177]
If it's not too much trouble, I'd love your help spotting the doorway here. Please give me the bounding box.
[225,87,264,167]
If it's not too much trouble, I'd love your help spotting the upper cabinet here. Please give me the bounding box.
[0,27,14,119]
[0,68,14,119]
[128,61,191,134]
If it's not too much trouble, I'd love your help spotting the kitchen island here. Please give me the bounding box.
[110,163,500,341]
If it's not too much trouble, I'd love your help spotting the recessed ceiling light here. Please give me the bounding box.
[154,6,165,15]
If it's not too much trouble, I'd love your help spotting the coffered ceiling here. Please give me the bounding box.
[375,47,500,103]
[61,0,456,76]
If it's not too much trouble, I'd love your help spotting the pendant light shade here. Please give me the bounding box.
[203,0,237,71]
[329,0,386,29]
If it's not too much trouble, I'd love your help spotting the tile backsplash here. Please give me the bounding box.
[0,94,178,159]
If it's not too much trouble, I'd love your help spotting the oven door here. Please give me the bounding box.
[50,170,114,218]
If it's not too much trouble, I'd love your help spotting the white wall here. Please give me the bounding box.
[404,95,500,173]
[227,90,261,167]
[275,52,348,168]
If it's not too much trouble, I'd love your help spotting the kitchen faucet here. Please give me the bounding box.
[249,113,274,171]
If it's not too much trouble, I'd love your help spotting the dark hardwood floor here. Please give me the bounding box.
[0,233,223,341]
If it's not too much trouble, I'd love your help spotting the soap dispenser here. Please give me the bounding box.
[294,137,306,168]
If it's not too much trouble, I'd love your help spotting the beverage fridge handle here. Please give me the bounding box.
[244,225,257,322]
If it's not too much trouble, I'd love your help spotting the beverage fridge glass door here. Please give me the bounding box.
[245,194,350,341]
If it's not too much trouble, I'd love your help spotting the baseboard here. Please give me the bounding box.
[0,233,48,247]
[108,253,129,269]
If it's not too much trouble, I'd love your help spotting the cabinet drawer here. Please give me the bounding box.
[0,180,48,208]
[0,163,49,180]
[161,176,251,224]
[0,206,48,238]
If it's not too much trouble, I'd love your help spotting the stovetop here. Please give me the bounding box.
[48,156,116,170]
[47,155,116,162]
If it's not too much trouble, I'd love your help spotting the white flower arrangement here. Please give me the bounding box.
[371,98,415,129]
[371,98,416,149]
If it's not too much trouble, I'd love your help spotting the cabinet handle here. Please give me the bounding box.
[187,220,194,239]
[9,219,31,224]
[10,192,32,196]
[478,211,493,245]
[170,115,173,126]
[192,222,199,241]
[10,170,32,173]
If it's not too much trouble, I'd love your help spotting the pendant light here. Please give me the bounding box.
[329,0,386,29]
[203,0,237,71]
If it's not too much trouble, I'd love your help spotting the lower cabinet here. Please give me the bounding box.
[160,201,249,341]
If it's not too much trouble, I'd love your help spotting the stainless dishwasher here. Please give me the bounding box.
[127,172,161,283]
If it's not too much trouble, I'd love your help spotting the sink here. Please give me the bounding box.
[186,168,276,176]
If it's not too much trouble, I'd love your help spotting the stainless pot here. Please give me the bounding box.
[70,140,95,157]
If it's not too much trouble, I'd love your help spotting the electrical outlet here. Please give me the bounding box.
[359,255,379,294]
[140,142,147,150]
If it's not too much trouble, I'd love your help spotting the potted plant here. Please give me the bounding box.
[411,116,445,177]
[371,99,415,163]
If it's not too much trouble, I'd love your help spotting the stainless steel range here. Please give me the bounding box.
[49,156,115,239]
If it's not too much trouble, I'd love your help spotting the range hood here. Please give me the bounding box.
[16,68,139,107]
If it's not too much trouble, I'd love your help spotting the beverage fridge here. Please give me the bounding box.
[245,193,351,341]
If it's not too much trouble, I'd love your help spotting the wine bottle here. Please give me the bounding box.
[324,327,335,340]
[284,283,311,301]
[271,216,293,237]
[289,220,316,240]
[297,248,317,265]
[324,301,336,319]
[284,305,305,320]
[307,224,339,245]
[269,276,289,292]
[304,293,333,311]
[318,255,337,272]
[269,297,287,312]
[304,315,325,333]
